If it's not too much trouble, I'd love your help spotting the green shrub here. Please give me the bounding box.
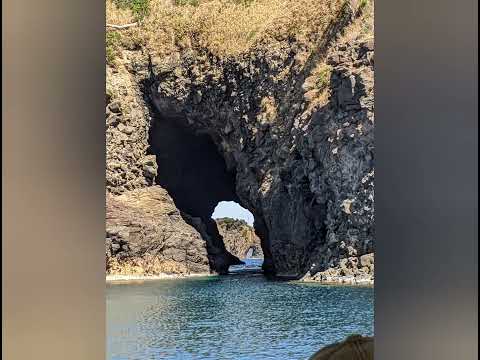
[315,65,332,92]
[174,0,253,6]
[114,0,150,20]
[216,217,249,229]
[358,0,369,11]
[174,0,200,6]
[232,0,255,6]
[106,31,122,64]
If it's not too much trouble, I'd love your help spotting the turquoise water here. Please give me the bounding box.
[107,262,373,360]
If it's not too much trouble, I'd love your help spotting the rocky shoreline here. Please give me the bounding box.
[106,272,373,286]
[298,273,374,286]
[299,252,374,285]
[106,272,213,283]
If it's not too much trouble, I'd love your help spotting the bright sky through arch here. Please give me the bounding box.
[212,201,254,225]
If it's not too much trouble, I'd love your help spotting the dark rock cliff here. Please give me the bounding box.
[106,59,243,275]
[105,0,374,283]
[147,14,374,281]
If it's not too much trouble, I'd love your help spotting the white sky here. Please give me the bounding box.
[211,201,254,225]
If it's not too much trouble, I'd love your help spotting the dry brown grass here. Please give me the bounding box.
[106,0,347,60]
[337,0,373,43]
[107,0,135,25]
[302,63,332,108]
[107,257,145,275]
[299,0,373,110]
[258,96,278,124]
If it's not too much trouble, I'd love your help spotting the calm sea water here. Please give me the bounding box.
[107,260,374,360]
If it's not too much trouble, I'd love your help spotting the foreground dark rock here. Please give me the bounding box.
[309,335,374,360]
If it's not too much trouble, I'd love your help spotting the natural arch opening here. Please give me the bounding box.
[212,201,264,272]
[212,201,254,227]
[147,110,257,274]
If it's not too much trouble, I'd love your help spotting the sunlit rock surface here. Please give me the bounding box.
[105,1,374,282]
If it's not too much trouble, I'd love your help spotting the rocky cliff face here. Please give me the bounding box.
[106,54,243,275]
[147,9,374,281]
[106,63,158,194]
[106,0,374,283]
[216,218,264,259]
[106,187,210,275]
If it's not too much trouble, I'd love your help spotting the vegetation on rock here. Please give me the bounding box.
[105,0,363,62]
[105,0,375,283]
[216,218,264,258]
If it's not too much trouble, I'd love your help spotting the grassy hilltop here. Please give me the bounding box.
[107,0,373,65]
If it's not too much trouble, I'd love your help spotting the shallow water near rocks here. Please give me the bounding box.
[107,260,374,360]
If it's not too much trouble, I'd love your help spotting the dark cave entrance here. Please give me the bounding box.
[148,110,254,274]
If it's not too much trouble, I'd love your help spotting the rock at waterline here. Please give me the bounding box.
[308,335,373,360]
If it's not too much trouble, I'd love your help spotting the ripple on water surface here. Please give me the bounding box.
[107,272,374,360]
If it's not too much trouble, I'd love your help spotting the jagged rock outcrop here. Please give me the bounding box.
[106,55,243,275]
[147,8,374,280]
[106,63,158,194]
[106,186,210,275]
[106,0,374,283]
[216,218,264,259]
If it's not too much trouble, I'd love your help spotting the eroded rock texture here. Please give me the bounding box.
[148,34,374,280]
[216,218,264,259]
[106,1,374,283]
[148,110,243,273]
[106,57,242,275]
[106,64,158,194]
[106,186,210,275]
